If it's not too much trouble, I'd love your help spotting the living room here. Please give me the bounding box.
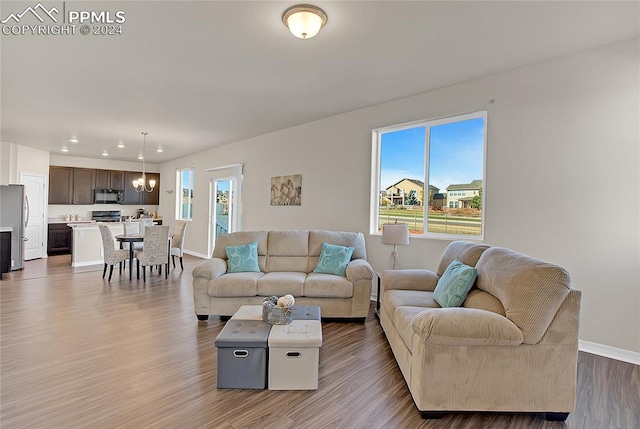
[1,1,638,427]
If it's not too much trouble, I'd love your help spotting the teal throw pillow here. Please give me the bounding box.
[313,242,355,277]
[226,241,260,273]
[433,259,478,308]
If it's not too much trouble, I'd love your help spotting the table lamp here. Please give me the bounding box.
[382,221,410,269]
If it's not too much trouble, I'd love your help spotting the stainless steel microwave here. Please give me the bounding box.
[94,189,124,204]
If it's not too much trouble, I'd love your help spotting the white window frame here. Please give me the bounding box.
[176,167,194,221]
[370,111,487,241]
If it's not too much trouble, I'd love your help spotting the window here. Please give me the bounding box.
[371,111,486,239]
[176,168,194,220]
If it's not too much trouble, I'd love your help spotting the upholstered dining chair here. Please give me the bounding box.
[133,218,154,252]
[98,224,129,281]
[170,221,188,270]
[134,225,170,281]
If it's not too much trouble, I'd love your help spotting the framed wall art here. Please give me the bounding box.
[270,174,302,206]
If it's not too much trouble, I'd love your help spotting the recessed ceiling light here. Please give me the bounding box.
[61,147,69,152]
[138,154,144,160]
[117,142,125,148]
[102,151,109,156]
[156,148,163,153]
[69,138,79,143]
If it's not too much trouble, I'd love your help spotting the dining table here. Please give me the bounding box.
[114,234,144,280]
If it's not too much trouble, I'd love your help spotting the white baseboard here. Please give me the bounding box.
[184,249,210,259]
[578,340,640,365]
[72,260,103,267]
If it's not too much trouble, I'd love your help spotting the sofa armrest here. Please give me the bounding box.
[192,257,227,280]
[346,259,374,283]
[412,308,523,346]
[381,269,438,292]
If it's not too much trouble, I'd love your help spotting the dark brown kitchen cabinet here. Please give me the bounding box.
[49,166,73,204]
[47,224,72,255]
[72,168,95,204]
[95,170,125,190]
[141,173,160,205]
[123,171,160,205]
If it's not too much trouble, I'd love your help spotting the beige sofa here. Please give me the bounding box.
[380,241,581,421]
[192,230,374,321]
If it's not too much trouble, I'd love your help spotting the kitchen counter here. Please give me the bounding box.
[69,223,124,267]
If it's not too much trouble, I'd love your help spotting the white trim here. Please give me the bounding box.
[72,260,103,267]
[183,249,210,259]
[579,340,640,365]
[204,163,243,172]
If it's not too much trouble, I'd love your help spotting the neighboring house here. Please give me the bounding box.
[446,180,482,209]
[384,178,439,206]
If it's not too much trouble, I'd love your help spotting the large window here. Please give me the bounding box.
[176,168,194,221]
[371,111,486,239]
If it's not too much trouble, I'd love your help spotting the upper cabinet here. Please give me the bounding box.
[49,167,159,205]
[72,168,95,204]
[95,169,125,190]
[49,166,73,204]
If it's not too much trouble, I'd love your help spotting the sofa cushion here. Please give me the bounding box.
[433,260,477,307]
[208,272,263,297]
[308,231,366,272]
[257,272,306,297]
[475,246,571,344]
[226,241,260,273]
[384,290,439,321]
[213,231,268,272]
[394,306,430,352]
[436,241,489,276]
[463,289,506,316]
[304,273,353,298]
[313,242,354,276]
[266,231,309,273]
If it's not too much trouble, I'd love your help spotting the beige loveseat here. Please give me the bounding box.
[380,241,581,421]
[192,230,374,321]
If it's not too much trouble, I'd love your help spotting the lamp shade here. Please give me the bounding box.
[282,5,327,39]
[382,223,410,245]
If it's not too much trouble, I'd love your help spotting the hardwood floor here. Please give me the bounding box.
[1,255,638,429]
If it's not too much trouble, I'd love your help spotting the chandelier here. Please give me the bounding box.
[133,132,156,193]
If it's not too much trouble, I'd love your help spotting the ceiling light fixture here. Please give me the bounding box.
[117,142,125,148]
[61,147,69,152]
[102,151,109,157]
[156,148,163,153]
[133,132,156,193]
[69,138,79,143]
[282,4,327,39]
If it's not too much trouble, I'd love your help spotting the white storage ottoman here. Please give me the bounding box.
[268,320,322,390]
[230,305,263,320]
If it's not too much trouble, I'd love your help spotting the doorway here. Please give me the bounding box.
[207,164,242,256]
[20,173,46,260]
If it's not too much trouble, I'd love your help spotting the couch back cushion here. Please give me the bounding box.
[266,230,310,273]
[213,231,268,272]
[437,241,490,276]
[475,246,571,344]
[307,231,367,273]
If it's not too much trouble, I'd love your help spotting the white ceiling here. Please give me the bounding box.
[2,1,638,163]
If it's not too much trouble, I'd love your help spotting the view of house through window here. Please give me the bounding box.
[372,111,486,239]
[177,168,194,221]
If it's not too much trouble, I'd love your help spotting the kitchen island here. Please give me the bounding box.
[68,222,124,267]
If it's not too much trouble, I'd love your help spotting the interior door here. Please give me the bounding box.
[20,173,46,260]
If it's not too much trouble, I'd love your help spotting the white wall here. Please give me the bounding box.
[158,38,639,354]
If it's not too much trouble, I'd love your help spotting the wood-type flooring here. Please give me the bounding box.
[1,255,638,428]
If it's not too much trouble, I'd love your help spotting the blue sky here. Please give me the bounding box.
[380,117,484,192]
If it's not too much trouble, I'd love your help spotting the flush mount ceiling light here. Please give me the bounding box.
[282,4,327,39]
[69,138,79,143]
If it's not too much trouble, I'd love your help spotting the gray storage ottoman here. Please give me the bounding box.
[291,305,321,321]
[215,320,271,389]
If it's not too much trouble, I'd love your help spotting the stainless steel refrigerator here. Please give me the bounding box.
[0,184,27,270]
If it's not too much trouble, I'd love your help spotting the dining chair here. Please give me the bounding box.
[170,221,188,270]
[134,225,170,281]
[98,224,129,281]
[133,218,154,252]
